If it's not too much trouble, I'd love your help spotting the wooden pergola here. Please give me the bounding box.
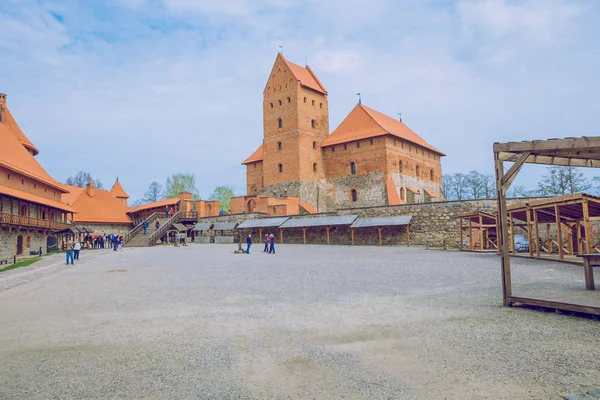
[494,136,600,315]
[506,194,600,262]
[458,211,498,252]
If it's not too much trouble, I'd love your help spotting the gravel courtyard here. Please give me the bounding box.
[0,244,598,399]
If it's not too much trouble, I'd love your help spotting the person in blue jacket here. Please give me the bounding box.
[246,234,252,254]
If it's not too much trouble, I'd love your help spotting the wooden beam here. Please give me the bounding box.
[479,214,484,251]
[326,226,331,245]
[509,213,515,254]
[583,199,592,254]
[533,208,540,257]
[459,217,463,250]
[494,137,600,153]
[555,205,564,260]
[576,220,581,254]
[351,228,355,246]
[495,152,512,304]
[469,218,473,250]
[377,227,383,246]
[501,151,531,191]
[302,227,307,245]
[526,207,533,257]
[280,229,283,244]
[546,223,552,253]
[407,224,411,247]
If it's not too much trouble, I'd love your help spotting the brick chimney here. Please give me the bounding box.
[86,182,95,197]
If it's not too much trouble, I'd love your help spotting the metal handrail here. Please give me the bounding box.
[123,212,162,245]
[0,212,69,231]
[148,211,181,246]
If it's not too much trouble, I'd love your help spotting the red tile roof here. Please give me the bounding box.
[61,184,132,224]
[0,185,75,212]
[0,122,67,193]
[386,178,401,206]
[110,179,129,199]
[3,106,39,155]
[424,189,437,198]
[299,202,317,213]
[127,198,180,214]
[322,104,445,156]
[242,144,264,165]
[281,54,327,94]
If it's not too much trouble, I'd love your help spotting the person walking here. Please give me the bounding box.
[113,234,118,251]
[246,234,252,254]
[263,234,269,252]
[66,240,75,265]
[143,219,149,235]
[165,205,169,216]
[74,240,81,260]
[155,220,160,231]
[268,233,276,254]
[169,207,175,218]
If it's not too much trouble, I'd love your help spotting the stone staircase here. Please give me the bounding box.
[124,214,171,247]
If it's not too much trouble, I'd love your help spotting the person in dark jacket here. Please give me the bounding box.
[268,233,275,254]
[143,220,149,235]
[263,234,269,252]
[246,234,252,254]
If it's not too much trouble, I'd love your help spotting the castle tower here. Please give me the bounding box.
[110,178,130,205]
[260,53,329,204]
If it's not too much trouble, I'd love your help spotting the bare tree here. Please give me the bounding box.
[507,185,536,198]
[143,181,163,203]
[465,171,484,199]
[481,173,496,199]
[66,171,104,189]
[537,166,590,196]
[443,173,468,200]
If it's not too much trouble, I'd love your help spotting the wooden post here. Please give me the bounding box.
[407,224,411,247]
[351,228,355,246]
[495,152,512,305]
[479,214,484,251]
[555,205,564,260]
[526,207,533,257]
[280,229,283,244]
[567,224,574,255]
[533,208,540,258]
[468,218,473,250]
[258,228,263,242]
[583,199,592,254]
[377,227,383,246]
[583,257,596,290]
[302,228,307,245]
[546,223,552,253]
[509,213,514,254]
[576,220,581,255]
[459,217,463,250]
[326,226,331,245]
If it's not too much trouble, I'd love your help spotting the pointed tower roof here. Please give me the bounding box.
[110,178,129,199]
[242,144,264,165]
[3,106,39,156]
[268,53,327,94]
[0,122,67,192]
[322,104,445,155]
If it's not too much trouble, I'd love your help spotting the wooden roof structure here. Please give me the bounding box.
[494,136,600,316]
[457,211,498,252]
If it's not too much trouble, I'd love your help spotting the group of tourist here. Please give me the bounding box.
[64,233,125,264]
[245,233,276,254]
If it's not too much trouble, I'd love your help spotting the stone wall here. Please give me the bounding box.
[76,223,133,238]
[0,229,55,264]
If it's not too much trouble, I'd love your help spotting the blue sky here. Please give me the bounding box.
[1,0,599,202]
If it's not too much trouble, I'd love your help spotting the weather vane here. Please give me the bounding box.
[356,92,361,104]
[279,45,283,53]
[397,113,402,122]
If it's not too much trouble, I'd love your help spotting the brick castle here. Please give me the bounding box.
[233,53,445,215]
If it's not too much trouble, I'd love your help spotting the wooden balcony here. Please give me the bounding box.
[0,212,70,231]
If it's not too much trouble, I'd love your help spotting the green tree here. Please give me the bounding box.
[66,171,104,189]
[163,173,199,200]
[209,185,236,211]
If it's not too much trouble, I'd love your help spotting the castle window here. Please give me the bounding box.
[399,160,403,173]
[7,173,9,180]
[370,139,373,146]
[277,141,282,150]
[434,154,437,160]
[278,118,282,129]
[312,141,316,150]
[356,142,360,148]
[254,162,257,169]
[401,141,404,149]
[350,161,356,175]
[270,103,273,108]
[313,163,317,172]
[278,100,282,106]
[344,144,347,150]
[312,100,315,106]
[278,163,283,173]
[416,165,420,177]
[320,103,323,109]
[287,97,291,103]
[331,147,335,153]
[26,236,31,248]
[351,189,358,202]
[430,169,434,181]
[44,188,47,192]
[21,179,24,185]
[311,119,315,128]
[304,97,307,103]
[400,187,405,201]
[34,183,36,189]
[422,149,424,156]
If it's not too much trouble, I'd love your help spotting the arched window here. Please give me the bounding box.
[278,118,282,129]
[278,163,283,173]
[277,141,282,150]
[272,207,277,214]
[303,97,307,103]
[287,97,291,103]
[430,169,434,181]
[399,160,403,173]
[270,103,273,108]
[351,189,358,202]
[278,100,282,106]
[311,119,315,128]
[320,103,323,108]
[313,163,317,172]
[350,162,356,175]
[400,187,405,201]
[416,165,420,177]
[312,100,315,106]
[312,141,317,149]
[331,147,335,153]
[26,236,31,248]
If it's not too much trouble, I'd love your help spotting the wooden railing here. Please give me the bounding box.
[148,211,181,246]
[0,212,69,231]
[123,212,162,245]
